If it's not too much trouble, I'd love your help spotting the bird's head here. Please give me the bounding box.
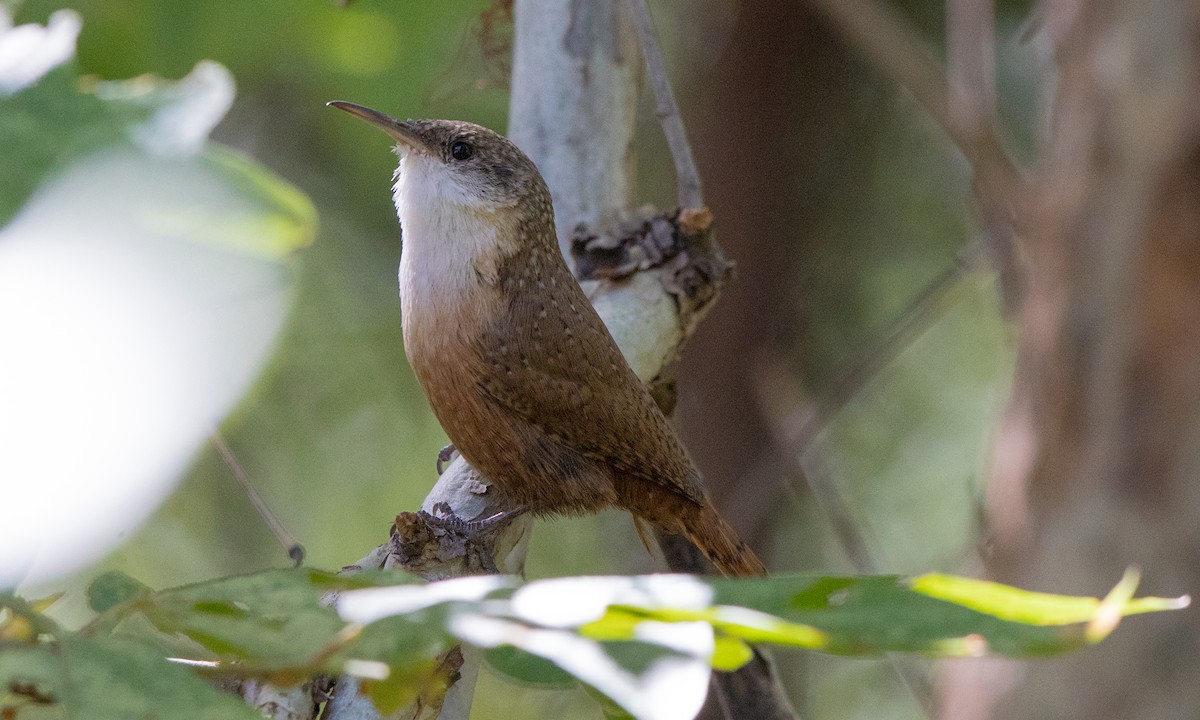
[328,101,547,218]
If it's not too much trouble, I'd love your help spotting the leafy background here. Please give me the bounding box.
[1,0,1087,718]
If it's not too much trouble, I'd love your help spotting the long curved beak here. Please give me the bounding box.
[326,101,433,154]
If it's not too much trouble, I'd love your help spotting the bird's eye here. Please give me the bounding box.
[450,140,474,161]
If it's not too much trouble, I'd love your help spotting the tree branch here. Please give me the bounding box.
[946,0,997,135]
[803,0,1024,205]
[623,0,704,209]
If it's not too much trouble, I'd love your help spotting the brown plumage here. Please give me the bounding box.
[330,102,765,577]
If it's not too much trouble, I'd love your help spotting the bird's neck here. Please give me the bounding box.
[395,184,527,369]
[392,157,563,367]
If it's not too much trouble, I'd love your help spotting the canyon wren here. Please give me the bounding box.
[329,101,766,577]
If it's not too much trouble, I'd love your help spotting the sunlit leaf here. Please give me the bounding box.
[704,571,1187,657]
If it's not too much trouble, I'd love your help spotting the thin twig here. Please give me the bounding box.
[794,242,985,452]
[749,241,988,713]
[210,431,305,566]
[624,0,704,209]
[804,0,1023,204]
[751,358,878,573]
[751,359,935,718]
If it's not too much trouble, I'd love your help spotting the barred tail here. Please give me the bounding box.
[681,501,767,577]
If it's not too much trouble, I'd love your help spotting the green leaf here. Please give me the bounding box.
[107,568,448,678]
[0,645,58,706]
[484,645,576,688]
[0,636,262,720]
[129,568,350,669]
[710,634,754,671]
[67,566,1186,720]
[0,22,315,258]
[909,567,1187,629]
[87,571,150,613]
[0,63,124,228]
[701,571,1188,657]
[61,636,263,720]
[0,594,63,639]
[200,146,318,258]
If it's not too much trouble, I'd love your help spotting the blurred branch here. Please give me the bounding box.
[624,0,704,209]
[946,0,997,133]
[941,2,1200,716]
[211,431,305,566]
[805,0,1027,314]
[793,242,985,453]
[803,0,1024,205]
[751,358,934,718]
[747,240,991,718]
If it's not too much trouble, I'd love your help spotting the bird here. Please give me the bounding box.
[329,101,765,576]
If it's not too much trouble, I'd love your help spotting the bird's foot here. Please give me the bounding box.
[413,503,529,574]
[436,444,459,475]
[424,502,527,535]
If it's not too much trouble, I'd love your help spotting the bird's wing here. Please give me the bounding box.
[473,275,705,506]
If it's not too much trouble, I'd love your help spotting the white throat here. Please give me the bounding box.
[392,152,513,348]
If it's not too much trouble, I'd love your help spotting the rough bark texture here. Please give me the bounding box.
[938,2,1200,718]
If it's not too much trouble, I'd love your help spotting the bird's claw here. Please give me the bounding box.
[422,502,526,536]
[436,444,459,475]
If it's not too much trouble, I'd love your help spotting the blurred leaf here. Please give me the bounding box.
[347,611,454,670]
[0,636,262,720]
[0,594,61,641]
[711,634,754,671]
[336,570,1185,719]
[103,568,445,675]
[0,7,79,95]
[89,59,232,155]
[87,570,150,613]
[484,645,576,688]
[455,614,710,720]
[356,649,447,717]
[0,8,104,226]
[0,15,315,258]
[0,644,58,706]
[0,9,318,590]
[190,146,318,258]
[0,63,122,227]
[128,568,351,669]
[28,592,65,614]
